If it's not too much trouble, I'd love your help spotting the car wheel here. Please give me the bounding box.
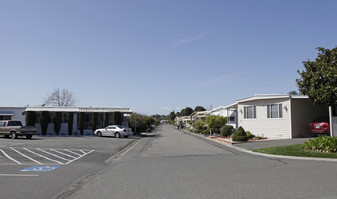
[115,132,121,138]
[123,135,129,138]
[26,135,32,139]
[97,131,102,137]
[10,132,17,139]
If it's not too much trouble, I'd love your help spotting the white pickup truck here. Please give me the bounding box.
[0,120,37,139]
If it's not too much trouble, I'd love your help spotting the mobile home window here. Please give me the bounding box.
[244,106,256,119]
[267,104,283,118]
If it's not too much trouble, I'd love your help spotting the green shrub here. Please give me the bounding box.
[25,111,36,126]
[53,112,62,135]
[40,111,50,136]
[104,112,110,127]
[113,112,122,125]
[92,112,98,131]
[246,131,254,139]
[79,112,85,135]
[303,136,337,153]
[68,112,74,135]
[194,121,206,133]
[220,125,233,137]
[232,126,248,142]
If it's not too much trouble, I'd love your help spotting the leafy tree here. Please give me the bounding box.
[44,88,77,106]
[40,111,50,135]
[68,112,74,135]
[129,113,147,134]
[180,107,193,116]
[194,106,206,112]
[168,111,176,121]
[205,115,227,134]
[297,47,337,106]
[53,112,62,135]
[288,91,299,95]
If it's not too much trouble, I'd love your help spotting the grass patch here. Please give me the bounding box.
[253,144,337,159]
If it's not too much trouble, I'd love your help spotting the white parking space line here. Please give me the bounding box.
[10,147,42,165]
[37,148,71,161]
[0,149,21,165]
[63,149,82,156]
[50,149,77,159]
[23,148,64,165]
[65,150,94,165]
[0,147,95,165]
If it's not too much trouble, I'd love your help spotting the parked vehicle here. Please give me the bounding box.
[0,120,37,139]
[310,117,330,136]
[94,125,132,138]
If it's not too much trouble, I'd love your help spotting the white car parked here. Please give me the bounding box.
[94,125,132,138]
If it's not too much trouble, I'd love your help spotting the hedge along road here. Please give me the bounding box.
[0,135,138,199]
[65,124,337,199]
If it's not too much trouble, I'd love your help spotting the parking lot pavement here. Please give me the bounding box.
[0,135,139,199]
[0,146,94,165]
[233,138,311,151]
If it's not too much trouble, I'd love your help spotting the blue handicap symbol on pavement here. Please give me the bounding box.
[20,166,60,172]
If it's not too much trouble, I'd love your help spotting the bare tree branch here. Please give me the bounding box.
[44,88,78,106]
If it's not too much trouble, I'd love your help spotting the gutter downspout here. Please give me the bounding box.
[289,95,293,139]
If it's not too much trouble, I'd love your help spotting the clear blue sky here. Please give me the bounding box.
[1,0,337,115]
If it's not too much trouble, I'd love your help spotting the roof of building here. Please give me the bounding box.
[25,106,133,113]
[236,94,308,103]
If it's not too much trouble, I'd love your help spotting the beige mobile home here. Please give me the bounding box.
[233,94,328,139]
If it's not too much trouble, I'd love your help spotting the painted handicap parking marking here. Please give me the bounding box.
[20,166,60,172]
[0,147,95,165]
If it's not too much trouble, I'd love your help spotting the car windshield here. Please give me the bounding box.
[117,125,125,129]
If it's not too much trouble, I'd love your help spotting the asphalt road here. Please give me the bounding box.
[0,135,137,199]
[67,125,337,199]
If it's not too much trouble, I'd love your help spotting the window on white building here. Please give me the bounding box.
[244,106,256,119]
[267,104,283,118]
[0,115,11,120]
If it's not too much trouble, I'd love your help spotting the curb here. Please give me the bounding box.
[182,129,337,162]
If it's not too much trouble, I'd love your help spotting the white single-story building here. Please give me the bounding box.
[226,94,329,139]
[175,116,192,126]
[210,106,227,117]
[191,111,211,122]
[0,106,132,136]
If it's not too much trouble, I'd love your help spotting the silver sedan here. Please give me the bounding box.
[94,125,132,138]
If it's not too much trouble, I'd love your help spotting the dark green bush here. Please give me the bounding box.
[92,112,98,131]
[68,112,74,135]
[113,112,122,125]
[220,125,233,137]
[104,112,110,127]
[79,112,85,135]
[232,126,248,142]
[194,121,206,133]
[25,111,36,126]
[53,112,62,135]
[246,131,254,139]
[303,136,337,153]
[40,111,50,136]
